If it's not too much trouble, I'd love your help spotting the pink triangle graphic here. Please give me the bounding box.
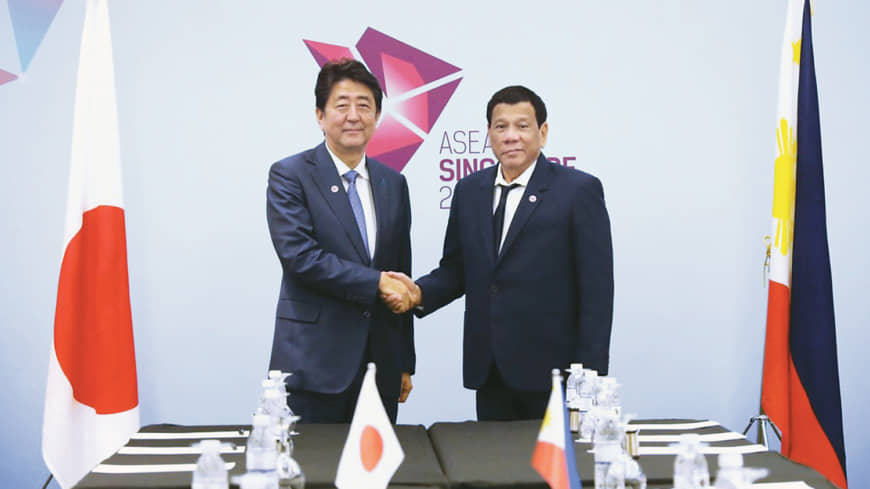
[303,40,353,68]
[381,52,424,98]
[393,91,429,132]
[0,69,18,86]
[393,77,462,133]
[367,114,423,157]
[356,27,460,94]
[372,140,424,173]
[424,77,462,131]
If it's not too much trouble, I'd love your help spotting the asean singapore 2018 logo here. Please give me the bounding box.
[304,27,463,174]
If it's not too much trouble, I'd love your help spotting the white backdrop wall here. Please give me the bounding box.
[1,1,867,488]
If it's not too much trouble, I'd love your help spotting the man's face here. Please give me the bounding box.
[316,79,379,158]
[488,101,548,178]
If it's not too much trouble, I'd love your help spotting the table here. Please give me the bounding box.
[75,419,838,489]
[76,423,448,489]
[427,419,839,488]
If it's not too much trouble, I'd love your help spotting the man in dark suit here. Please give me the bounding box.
[386,85,613,421]
[266,59,415,423]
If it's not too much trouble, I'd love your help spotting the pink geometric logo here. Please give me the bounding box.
[304,28,462,173]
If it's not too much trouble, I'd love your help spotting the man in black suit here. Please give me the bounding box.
[267,60,415,423]
[386,86,613,421]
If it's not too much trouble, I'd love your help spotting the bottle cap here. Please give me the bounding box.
[197,439,222,452]
[252,413,271,426]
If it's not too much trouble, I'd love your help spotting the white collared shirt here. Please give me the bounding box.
[492,159,538,252]
[325,144,377,258]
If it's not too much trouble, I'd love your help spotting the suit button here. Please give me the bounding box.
[490,285,498,295]
[363,310,371,318]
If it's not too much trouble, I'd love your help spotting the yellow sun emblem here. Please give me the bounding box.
[772,118,797,256]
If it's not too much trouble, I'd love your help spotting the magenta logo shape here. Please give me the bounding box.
[304,27,463,172]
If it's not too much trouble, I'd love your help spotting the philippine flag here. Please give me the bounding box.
[761,1,847,487]
[335,363,404,489]
[41,1,139,488]
[531,369,582,489]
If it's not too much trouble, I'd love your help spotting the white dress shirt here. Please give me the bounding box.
[492,159,538,253]
[326,144,377,258]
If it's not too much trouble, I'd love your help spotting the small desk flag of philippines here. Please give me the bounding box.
[41,0,139,487]
[531,369,582,489]
[335,363,404,489]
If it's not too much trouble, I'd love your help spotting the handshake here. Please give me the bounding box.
[378,271,422,314]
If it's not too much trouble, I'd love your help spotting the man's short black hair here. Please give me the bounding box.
[315,59,383,113]
[486,85,547,127]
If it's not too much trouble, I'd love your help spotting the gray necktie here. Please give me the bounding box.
[343,170,370,257]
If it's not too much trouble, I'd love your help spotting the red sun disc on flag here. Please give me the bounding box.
[360,425,383,472]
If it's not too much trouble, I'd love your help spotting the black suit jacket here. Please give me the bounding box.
[266,142,414,401]
[416,154,613,391]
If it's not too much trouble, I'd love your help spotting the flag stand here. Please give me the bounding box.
[742,414,781,449]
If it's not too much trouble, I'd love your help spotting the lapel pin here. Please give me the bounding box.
[529,195,537,203]
[330,185,339,193]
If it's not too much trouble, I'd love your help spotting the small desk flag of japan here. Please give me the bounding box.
[335,363,404,489]
[42,0,139,488]
[531,369,582,489]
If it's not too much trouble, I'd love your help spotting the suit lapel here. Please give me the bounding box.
[308,143,371,265]
[368,160,390,269]
[477,166,499,269]
[497,155,552,264]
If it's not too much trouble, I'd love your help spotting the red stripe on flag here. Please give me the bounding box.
[531,441,569,489]
[54,205,138,414]
[762,282,847,488]
[784,361,848,488]
[762,280,791,429]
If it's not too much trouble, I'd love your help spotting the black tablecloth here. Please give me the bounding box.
[426,419,840,489]
[76,419,839,489]
[76,423,448,489]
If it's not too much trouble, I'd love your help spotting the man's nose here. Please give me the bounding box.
[503,127,519,141]
[347,105,360,120]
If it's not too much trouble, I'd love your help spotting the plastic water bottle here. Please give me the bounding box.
[565,363,584,403]
[191,440,229,489]
[593,412,623,489]
[714,453,743,489]
[605,449,647,489]
[565,363,584,432]
[246,414,279,489]
[232,472,278,489]
[673,434,710,489]
[256,379,277,415]
[578,370,599,440]
[597,377,621,417]
[714,453,769,489]
[267,370,291,395]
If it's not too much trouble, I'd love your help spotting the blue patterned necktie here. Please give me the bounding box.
[343,170,370,257]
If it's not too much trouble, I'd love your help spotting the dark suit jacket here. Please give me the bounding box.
[266,142,414,401]
[416,154,613,392]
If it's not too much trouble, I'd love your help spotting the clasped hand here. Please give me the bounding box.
[378,271,421,314]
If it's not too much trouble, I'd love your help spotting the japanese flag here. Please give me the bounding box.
[335,363,404,489]
[41,0,139,487]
